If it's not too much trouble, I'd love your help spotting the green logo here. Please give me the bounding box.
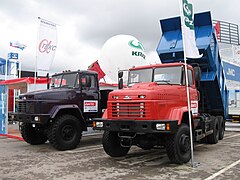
[182,0,194,30]
[128,40,144,51]
[128,40,145,59]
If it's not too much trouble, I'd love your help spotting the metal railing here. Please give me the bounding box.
[213,20,239,45]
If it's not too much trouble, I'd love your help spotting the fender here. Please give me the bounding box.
[168,106,191,125]
[49,104,84,120]
[102,108,108,118]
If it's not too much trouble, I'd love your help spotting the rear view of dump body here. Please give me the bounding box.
[94,12,227,164]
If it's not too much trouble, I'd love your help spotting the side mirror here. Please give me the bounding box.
[85,76,91,87]
[118,71,123,78]
[118,78,123,89]
[47,73,50,89]
[194,67,201,82]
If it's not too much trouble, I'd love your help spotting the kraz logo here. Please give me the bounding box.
[128,40,146,59]
[183,0,194,30]
[38,39,57,53]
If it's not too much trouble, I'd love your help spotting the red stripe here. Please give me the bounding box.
[0,134,24,141]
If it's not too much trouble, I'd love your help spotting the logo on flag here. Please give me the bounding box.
[38,39,57,53]
[10,41,26,50]
[180,0,202,59]
[183,0,194,30]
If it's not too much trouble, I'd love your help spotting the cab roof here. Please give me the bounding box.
[129,62,192,71]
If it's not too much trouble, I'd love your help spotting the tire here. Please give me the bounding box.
[165,124,191,164]
[103,131,130,157]
[207,116,219,144]
[217,116,224,140]
[48,115,82,151]
[20,122,47,145]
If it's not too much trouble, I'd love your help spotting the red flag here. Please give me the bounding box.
[88,61,106,80]
[214,21,221,40]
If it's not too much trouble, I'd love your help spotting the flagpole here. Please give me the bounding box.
[179,0,195,168]
[34,17,41,90]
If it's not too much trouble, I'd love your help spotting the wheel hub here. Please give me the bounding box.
[62,125,75,141]
[179,134,190,153]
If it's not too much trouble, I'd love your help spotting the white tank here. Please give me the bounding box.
[99,35,147,82]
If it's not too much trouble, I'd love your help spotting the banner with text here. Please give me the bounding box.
[180,0,202,59]
[37,18,57,76]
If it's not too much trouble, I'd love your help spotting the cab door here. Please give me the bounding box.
[79,74,100,118]
[187,69,199,118]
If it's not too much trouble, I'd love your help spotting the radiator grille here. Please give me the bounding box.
[18,101,34,114]
[111,102,145,118]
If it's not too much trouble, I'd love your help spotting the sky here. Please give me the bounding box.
[0,0,240,74]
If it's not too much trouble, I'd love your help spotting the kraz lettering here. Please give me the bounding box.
[132,51,146,59]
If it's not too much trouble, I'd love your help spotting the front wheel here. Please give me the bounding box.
[48,115,82,151]
[20,122,47,145]
[103,131,130,157]
[165,124,191,164]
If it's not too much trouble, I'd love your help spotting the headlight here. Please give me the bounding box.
[156,123,166,130]
[34,116,40,122]
[96,121,104,128]
[156,123,170,131]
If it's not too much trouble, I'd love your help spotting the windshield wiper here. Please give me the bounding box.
[154,80,171,85]
[128,81,141,86]
[60,85,73,88]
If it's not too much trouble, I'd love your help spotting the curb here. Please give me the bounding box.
[0,134,24,141]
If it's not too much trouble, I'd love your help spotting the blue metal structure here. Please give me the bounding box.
[0,85,8,134]
[222,61,240,82]
[0,55,19,134]
[157,11,228,119]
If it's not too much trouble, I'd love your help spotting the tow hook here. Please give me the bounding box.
[118,133,136,148]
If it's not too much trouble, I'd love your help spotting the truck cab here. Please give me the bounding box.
[12,70,111,150]
[109,63,199,122]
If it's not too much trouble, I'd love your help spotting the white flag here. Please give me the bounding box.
[37,18,57,76]
[180,0,202,59]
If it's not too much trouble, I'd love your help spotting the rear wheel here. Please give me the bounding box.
[207,117,219,144]
[48,115,82,150]
[103,131,130,157]
[20,122,47,145]
[165,124,191,164]
[217,116,224,140]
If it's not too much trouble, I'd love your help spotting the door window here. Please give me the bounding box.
[81,75,97,90]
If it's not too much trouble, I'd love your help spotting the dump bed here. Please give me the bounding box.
[157,11,228,118]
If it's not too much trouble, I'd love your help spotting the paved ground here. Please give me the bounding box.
[0,131,240,180]
[225,121,240,132]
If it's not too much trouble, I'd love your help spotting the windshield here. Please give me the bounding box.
[128,68,152,86]
[153,66,182,85]
[51,75,62,88]
[51,73,79,88]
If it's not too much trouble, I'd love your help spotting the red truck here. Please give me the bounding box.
[93,12,227,164]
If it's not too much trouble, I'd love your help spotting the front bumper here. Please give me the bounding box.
[93,118,179,134]
[9,112,50,125]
